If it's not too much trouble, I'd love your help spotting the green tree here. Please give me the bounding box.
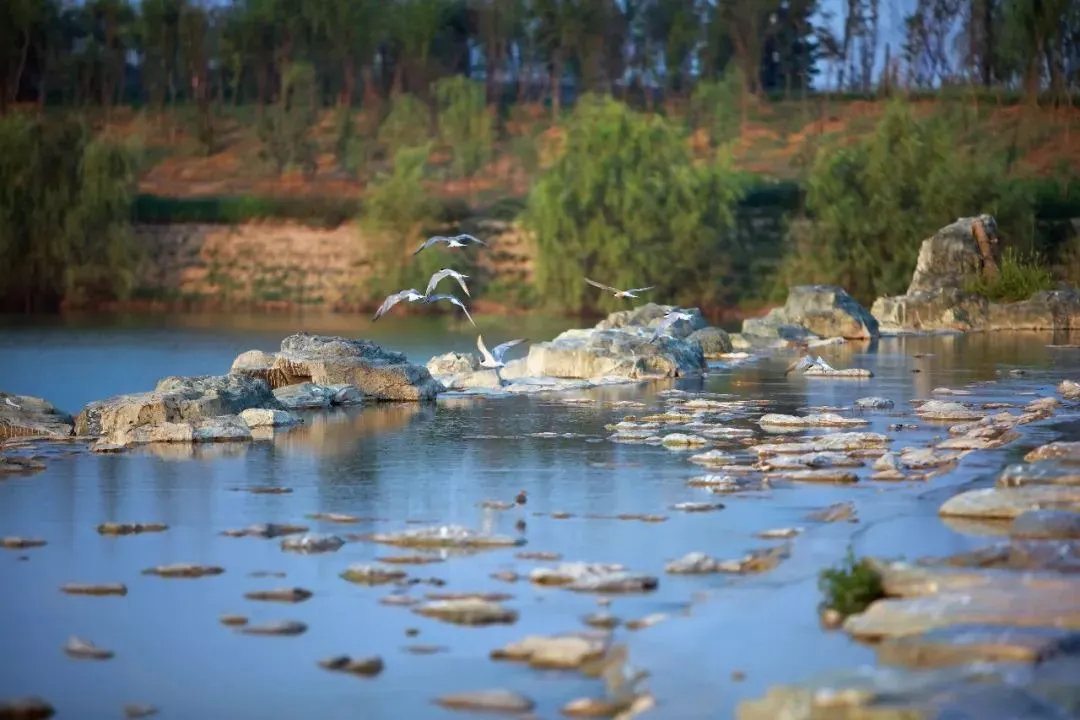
[257,60,318,175]
[433,75,493,189]
[524,94,745,313]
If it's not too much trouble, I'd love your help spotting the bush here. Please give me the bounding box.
[258,62,319,177]
[523,94,745,313]
[963,247,1057,302]
[778,99,1036,305]
[433,76,493,184]
[818,548,886,619]
[377,94,431,157]
[0,114,142,311]
[133,194,361,228]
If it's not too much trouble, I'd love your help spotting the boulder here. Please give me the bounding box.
[267,334,444,402]
[741,285,878,342]
[688,327,733,356]
[594,303,706,337]
[871,215,1080,332]
[106,415,254,445]
[0,392,74,439]
[76,374,278,438]
[426,352,479,376]
[525,328,706,380]
[229,350,276,383]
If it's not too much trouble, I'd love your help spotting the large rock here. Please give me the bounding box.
[594,303,706,337]
[525,328,706,380]
[264,334,443,402]
[871,215,1080,332]
[0,392,74,439]
[76,374,278,438]
[688,327,733,357]
[741,285,879,341]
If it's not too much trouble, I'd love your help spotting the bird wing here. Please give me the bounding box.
[372,289,419,320]
[413,236,443,255]
[491,338,527,362]
[427,293,476,326]
[429,268,470,296]
[585,277,621,294]
[425,269,452,297]
[454,233,487,247]
[627,286,656,293]
[476,334,496,364]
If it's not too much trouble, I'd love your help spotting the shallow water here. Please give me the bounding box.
[3,316,1080,719]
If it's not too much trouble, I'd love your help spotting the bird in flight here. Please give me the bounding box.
[423,293,475,326]
[425,268,471,297]
[372,288,425,321]
[584,277,656,299]
[649,310,695,343]
[477,334,528,369]
[413,233,487,256]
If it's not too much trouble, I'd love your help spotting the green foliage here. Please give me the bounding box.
[258,62,319,176]
[523,94,746,313]
[133,193,360,228]
[688,62,744,147]
[333,104,369,179]
[433,75,493,182]
[377,94,431,156]
[0,114,141,311]
[818,548,886,619]
[963,247,1057,302]
[778,99,1037,305]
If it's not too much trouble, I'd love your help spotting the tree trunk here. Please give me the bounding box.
[550,49,564,120]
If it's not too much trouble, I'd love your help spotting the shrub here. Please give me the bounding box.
[818,548,886,619]
[963,247,1056,302]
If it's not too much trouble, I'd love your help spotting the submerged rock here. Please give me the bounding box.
[491,632,608,669]
[60,583,128,596]
[434,690,535,715]
[939,486,1080,520]
[0,696,55,719]
[0,392,74,440]
[759,413,868,428]
[856,396,895,409]
[999,461,1080,487]
[530,563,658,593]
[318,655,385,677]
[340,565,408,585]
[239,620,308,636]
[412,598,518,626]
[1010,510,1080,539]
[97,522,167,535]
[367,525,524,549]
[1025,441,1080,463]
[279,533,345,554]
[266,334,444,401]
[876,624,1080,669]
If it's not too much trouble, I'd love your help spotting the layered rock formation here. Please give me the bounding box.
[735,285,879,348]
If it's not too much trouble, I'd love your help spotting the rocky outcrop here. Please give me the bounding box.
[245,333,444,402]
[0,392,74,439]
[688,327,733,357]
[737,285,879,347]
[871,215,1080,332]
[594,303,706,337]
[525,326,706,380]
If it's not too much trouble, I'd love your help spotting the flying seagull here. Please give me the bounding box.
[413,233,487,256]
[372,288,425,321]
[585,277,656,299]
[3,397,21,410]
[784,353,835,376]
[426,268,471,297]
[423,293,475,326]
[649,310,695,343]
[477,334,528,369]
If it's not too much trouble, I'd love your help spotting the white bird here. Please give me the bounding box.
[785,353,835,376]
[413,233,487,256]
[3,397,21,410]
[649,310,695,343]
[585,277,656,299]
[372,288,425,321]
[423,293,475,326]
[477,335,527,369]
[426,268,471,297]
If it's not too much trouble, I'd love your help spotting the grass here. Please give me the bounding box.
[963,247,1057,303]
[818,548,886,619]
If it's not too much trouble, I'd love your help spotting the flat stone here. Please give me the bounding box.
[1,537,46,549]
[671,502,725,512]
[759,413,868,428]
[0,696,56,719]
[63,636,113,660]
[530,563,658,593]
[491,633,608,669]
[307,512,363,523]
[279,533,345,553]
[876,624,1080,668]
[340,565,408,585]
[807,502,856,523]
[764,452,865,470]
[751,432,890,455]
[141,564,224,578]
[1011,510,1080,539]
[0,392,75,439]
[434,690,535,715]
[239,620,308,636]
[96,522,168,535]
[939,486,1080,520]
[665,552,725,574]
[239,408,302,428]
[368,525,524,549]
[223,522,308,538]
[60,583,127,596]
[243,587,313,603]
[318,654,385,677]
[856,397,895,409]
[660,433,709,447]
[412,598,518,626]
[766,468,859,484]
[932,539,1080,572]
[1059,380,1080,400]
[999,461,1080,487]
[1025,441,1080,463]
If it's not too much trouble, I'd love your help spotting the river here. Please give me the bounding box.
[2,313,1079,719]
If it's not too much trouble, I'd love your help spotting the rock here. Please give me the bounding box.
[318,655,385,677]
[807,502,856,523]
[279,533,345,554]
[759,413,868,428]
[63,636,113,660]
[0,392,74,440]
[434,690,535,715]
[765,469,859,484]
[665,552,725,574]
[939,486,1080,520]
[141,563,224,578]
[367,525,524,549]
[688,327,733,357]
[999,461,1080,487]
[0,537,46,549]
[525,326,706,380]
[60,583,128,596]
[271,382,333,409]
[491,633,608,669]
[219,615,248,626]
[426,352,480,376]
[1010,510,1080,539]
[1060,380,1080,400]
[594,303,706,337]
[0,455,47,475]
[239,620,308,636]
[229,349,277,383]
[751,432,890,455]
[96,522,167,535]
[340,565,408,585]
[76,374,278,438]
[583,613,621,629]
[412,598,518,626]
[759,527,802,539]
[764,452,865,470]
[876,625,1080,669]
[244,587,313,603]
[0,696,55,719]
[915,400,985,421]
[856,396,894,409]
[660,433,709,447]
[529,563,658,593]
[671,501,725,512]
[897,447,963,470]
[239,408,301,428]
[223,522,308,538]
[122,704,158,719]
[938,424,1018,450]
[914,215,1001,294]
[687,449,741,466]
[932,539,1080,573]
[307,512,362,524]
[268,334,444,401]
[1025,441,1080,463]
[751,285,880,340]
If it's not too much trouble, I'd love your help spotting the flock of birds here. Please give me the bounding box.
[370,233,695,376]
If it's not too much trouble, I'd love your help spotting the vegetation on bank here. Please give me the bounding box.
[818,549,886,620]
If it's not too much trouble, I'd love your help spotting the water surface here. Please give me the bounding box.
[3,317,1080,719]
